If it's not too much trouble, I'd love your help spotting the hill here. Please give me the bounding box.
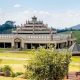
[69,24,80,30]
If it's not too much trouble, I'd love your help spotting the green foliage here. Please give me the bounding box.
[60,30,80,43]
[24,70,33,79]
[0,21,15,34]
[15,72,23,77]
[11,72,23,77]
[11,72,15,77]
[0,65,23,77]
[72,31,80,43]
[2,65,12,77]
[25,48,71,80]
[2,65,12,72]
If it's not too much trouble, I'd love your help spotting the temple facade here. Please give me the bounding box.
[12,16,57,34]
[0,16,76,49]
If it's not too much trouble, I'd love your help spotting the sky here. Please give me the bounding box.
[0,0,80,29]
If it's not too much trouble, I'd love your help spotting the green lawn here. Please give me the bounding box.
[0,50,79,80]
[0,50,34,72]
[0,76,26,80]
[0,51,79,72]
[0,50,34,58]
[0,59,29,64]
[69,56,80,72]
[71,56,80,63]
[0,48,14,52]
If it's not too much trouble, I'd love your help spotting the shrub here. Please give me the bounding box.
[2,65,12,77]
[15,72,23,77]
[25,48,71,80]
[11,72,15,77]
[11,72,23,77]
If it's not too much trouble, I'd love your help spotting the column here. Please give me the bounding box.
[55,43,57,49]
[21,42,24,49]
[24,43,27,49]
[31,43,32,49]
[4,43,5,48]
[66,42,68,47]
[12,42,14,48]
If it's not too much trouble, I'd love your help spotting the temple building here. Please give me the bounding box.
[12,16,57,34]
[0,16,76,49]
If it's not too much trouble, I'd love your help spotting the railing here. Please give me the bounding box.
[0,34,75,41]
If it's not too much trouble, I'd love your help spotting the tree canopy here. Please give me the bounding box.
[0,21,15,34]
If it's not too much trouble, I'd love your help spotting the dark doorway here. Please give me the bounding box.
[14,38,21,49]
[0,43,4,48]
[15,42,21,48]
[32,44,39,49]
[5,43,11,48]
[27,43,31,49]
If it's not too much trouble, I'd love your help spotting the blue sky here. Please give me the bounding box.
[0,0,80,29]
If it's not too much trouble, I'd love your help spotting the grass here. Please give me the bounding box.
[0,64,26,73]
[0,51,79,72]
[0,50,34,72]
[0,59,29,64]
[0,76,26,80]
[69,56,80,72]
[0,48,13,52]
[69,64,80,72]
[0,51,34,58]
[71,56,80,63]
[0,49,79,80]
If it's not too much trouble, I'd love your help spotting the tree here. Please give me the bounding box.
[25,48,71,80]
[0,21,15,34]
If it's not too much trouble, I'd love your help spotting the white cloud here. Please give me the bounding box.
[14,4,21,8]
[0,10,80,29]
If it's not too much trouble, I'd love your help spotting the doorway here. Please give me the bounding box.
[14,38,21,49]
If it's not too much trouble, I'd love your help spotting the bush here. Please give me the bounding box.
[2,65,12,77]
[11,72,23,77]
[15,72,23,77]
[0,67,3,72]
[11,72,15,77]
[25,48,71,80]
[0,65,23,77]
[24,70,33,79]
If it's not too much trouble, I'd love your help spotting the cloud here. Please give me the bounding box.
[13,4,21,8]
[0,10,80,29]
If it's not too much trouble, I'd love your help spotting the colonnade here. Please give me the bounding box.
[0,42,11,48]
[24,41,73,49]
